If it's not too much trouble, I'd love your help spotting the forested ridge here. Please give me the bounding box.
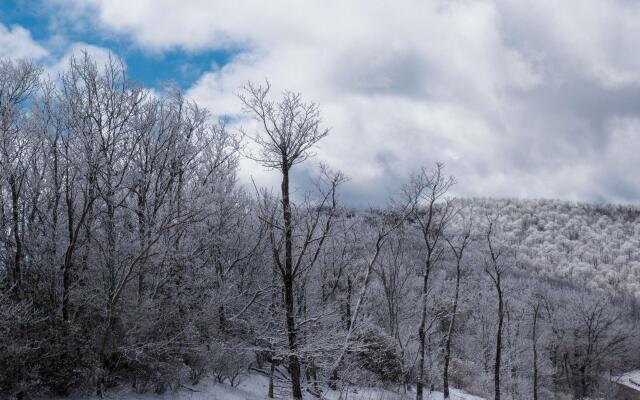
[458,198,640,296]
[1,55,638,400]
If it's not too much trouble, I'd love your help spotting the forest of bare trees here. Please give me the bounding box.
[1,55,639,400]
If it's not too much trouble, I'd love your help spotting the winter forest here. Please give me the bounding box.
[1,54,640,400]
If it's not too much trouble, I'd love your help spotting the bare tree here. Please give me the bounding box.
[239,81,333,400]
[403,162,455,400]
[530,296,542,400]
[0,59,41,299]
[483,208,513,400]
[55,55,103,322]
[568,295,629,398]
[442,211,472,399]
[328,207,408,390]
[374,229,413,348]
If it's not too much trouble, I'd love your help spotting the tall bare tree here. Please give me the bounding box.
[239,81,333,400]
[404,162,455,400]
[483,208,512,400]
[443,211,472,399]
[0,59,41,299]
[530,297,542,400]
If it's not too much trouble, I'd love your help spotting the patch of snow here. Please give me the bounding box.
[320,386,483,400]
[36,374,484,400]
[613,369,640,392]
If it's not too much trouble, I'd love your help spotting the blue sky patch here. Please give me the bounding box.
[0,0,236,89]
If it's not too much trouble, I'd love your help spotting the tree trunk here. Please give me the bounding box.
[281,166,303,400]
[100,187,117,372]
[268,359,276,398]
[494,284,503,400]
[136,188,147,302]
[345,276,352,330]
[329,368,338,390]
[218,304,226,333]
[62,256,72,321]
[416,259,431,400]
[580,365,587,398]
[62,176,75,322]
[9,175,22,299]
[311,362,319,392]
[532,305,539,400]
[50,135,60,309]
[443,260,461,399]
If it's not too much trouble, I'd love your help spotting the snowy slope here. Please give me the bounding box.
[38,374,484,400]
[321,386,484,400]
[612,370,640,391]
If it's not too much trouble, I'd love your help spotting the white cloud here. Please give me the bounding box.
[497,0,640,88]
[0,19,118,87]
[0,23,48,60]
[53,0,640,203]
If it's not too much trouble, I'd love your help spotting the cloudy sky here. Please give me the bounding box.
[2,0,640,205]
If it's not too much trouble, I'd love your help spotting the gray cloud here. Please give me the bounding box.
[46,0,640,205]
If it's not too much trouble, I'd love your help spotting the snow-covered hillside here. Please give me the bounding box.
[39,374,484,400]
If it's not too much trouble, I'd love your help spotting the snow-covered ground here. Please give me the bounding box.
[38,374,484,400]
[612,369,640,391]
